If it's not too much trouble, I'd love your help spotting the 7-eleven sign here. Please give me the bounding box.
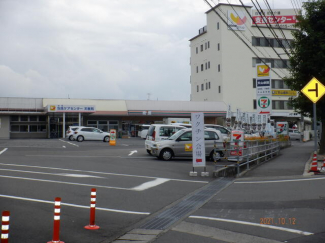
[257,96,271,114]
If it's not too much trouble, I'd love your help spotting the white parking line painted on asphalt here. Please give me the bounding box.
[0,174,168,191]
[0,194,150,215]
[0,175,136,190]
[0,148,8,155]
[0,162,208,184]
[59,139,79,147]
[0,168,105,179]
[235,177,325,184]
[132,178,170,191]
[189,216,313,236]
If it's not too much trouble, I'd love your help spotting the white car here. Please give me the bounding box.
[72,127,110,142]
[66,126,84,141]
[289,129,301,140]
[145,124,186,154]
[150,128,224,161]
[204,124,231,139]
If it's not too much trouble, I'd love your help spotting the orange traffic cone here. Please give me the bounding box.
[309,152,320,173]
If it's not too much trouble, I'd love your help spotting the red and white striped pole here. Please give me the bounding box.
[84,188,100,230]
[1,211,10,243]
[47,197,64,243]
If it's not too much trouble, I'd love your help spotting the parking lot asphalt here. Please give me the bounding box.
[1,138,325,243]
[120,140,325,243]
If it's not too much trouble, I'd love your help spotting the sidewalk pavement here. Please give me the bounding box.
[112,140,324,243]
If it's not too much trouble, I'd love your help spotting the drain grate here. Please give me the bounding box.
[140,177,234,230]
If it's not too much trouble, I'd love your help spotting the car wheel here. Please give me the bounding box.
[77,136,84,142]
[103,136,110,142]
[146,149,152,155]
[69,135,74,141]
[210,150,222,161]
[159,149,173,161]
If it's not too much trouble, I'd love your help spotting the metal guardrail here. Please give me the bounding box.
[212,138,291,177]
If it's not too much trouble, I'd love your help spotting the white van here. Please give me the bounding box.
[139,124,151,139]
[145,124,185,154]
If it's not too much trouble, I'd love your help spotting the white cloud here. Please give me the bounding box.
[0,0,301,101]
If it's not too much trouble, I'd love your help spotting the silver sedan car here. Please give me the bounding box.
[289,129,301,140]
[150,128,224,161]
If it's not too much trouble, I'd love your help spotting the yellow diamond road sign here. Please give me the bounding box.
[301,77,325,103]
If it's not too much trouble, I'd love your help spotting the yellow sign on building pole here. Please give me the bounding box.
[301,77,325,103]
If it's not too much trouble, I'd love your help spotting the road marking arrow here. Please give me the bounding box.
[128,150,138,156]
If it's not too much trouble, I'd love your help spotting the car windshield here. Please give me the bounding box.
[168,129,186,140]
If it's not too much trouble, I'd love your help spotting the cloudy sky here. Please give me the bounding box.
[0,0,302,101]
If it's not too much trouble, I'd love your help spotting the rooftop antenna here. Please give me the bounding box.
[147,93,151,100]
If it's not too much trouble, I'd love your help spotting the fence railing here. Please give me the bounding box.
[212,137,291,177]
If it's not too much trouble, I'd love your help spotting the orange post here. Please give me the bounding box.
[1,211,10,243]
[47,197,64,243]
[84,188,100,230]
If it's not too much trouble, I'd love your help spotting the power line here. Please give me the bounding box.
[203,0,284,78]
[251,0,291,58]
[217,1,288,76]
[262,0,294,51]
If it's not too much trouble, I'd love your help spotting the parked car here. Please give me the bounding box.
[66,126,84,140]
[289,129,301,140]
[150,128,224,161]
[204,124,231,139]
[72,127,110,142]
[145,124,186,154]
[139,125,151,139]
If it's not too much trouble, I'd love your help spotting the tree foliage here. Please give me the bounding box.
[284,0,325,153]
[285,0,325,117]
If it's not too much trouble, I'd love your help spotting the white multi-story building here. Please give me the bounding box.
[189,3,305,127]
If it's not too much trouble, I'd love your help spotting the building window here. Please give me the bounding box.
[29,116,38,122]
[253,78,256,88]
[87,120,118,132]
[252,37,292,48]
[218,86,221,93]
[272,79,290,89]
[272,100,293,110]
[205,62,207,70]
[197,85,199,92]
[209,82,211,89]
[201,45,203,52]
[217,22,219,29]
[196,47,198,54]
[11,125,19,132]
[208,41,210,48]
[201,64,204,71]
[208,61,210,69]
[206,83,208,89]
[218,64,220,72]
[201,84,204,91]
[205,42,207,50]
[253,100,257,109]
[11,116,19,122]
[218,43,220,51]
[196,66,198,73]
[253,57,290,69]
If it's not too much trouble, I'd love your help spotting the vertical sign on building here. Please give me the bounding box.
[191,112,206,168]
[256,64,272,114]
